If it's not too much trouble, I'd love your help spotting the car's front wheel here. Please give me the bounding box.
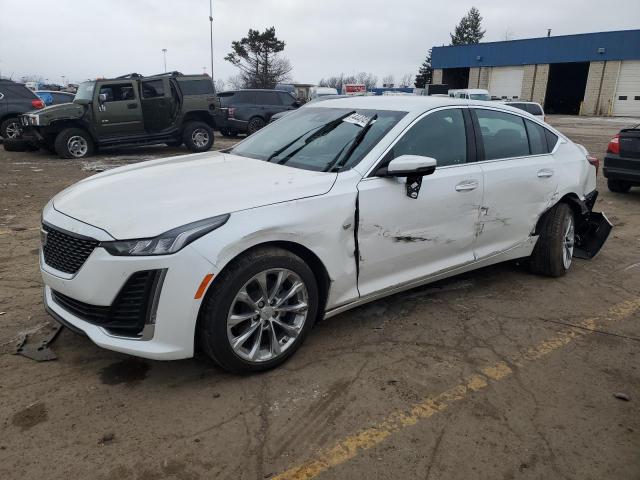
[183,122,214,152]
[529,203,575,277]
[198,247,319,373]
[54,128,95,159]
[607,178,632,193]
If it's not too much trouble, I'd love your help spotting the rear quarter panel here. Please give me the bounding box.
[554,139,596,201]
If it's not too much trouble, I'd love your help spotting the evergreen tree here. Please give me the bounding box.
[414,50,433,88]
[450,7,485,45]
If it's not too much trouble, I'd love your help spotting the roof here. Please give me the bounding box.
[309,95,528,116]
[432,29,640,69]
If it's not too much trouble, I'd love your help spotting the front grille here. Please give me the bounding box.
[51,270,164,336]
[42,223,99,275]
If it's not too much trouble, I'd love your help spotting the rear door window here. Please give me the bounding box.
[475,109,530,160]
[544,129,559,151]
[255,91,281,105]
[233,91,256,104]
[389,108,468,167]
[524,119,548,155]
[141,80,165,98]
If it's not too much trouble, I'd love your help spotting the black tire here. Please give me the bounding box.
[247,116,266,135]
[182,122,214,152]
[0,117,21,140]
[197,247,319,373]
[529,203,575,277]
[3,138,33,152]
[54,128,94,159]
[607,178,632,193]
[220,128,238,138]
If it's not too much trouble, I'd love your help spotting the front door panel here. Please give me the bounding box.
[94,82,144,138]
[356,165,483,297]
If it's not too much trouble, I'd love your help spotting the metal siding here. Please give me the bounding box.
[613,61,640,116]
[432,30,640,69]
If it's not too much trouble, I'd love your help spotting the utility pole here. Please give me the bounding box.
[547,29,552,37]
[209,0,214,81]
[162,48,168,72]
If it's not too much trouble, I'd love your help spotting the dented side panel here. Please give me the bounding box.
[355,165,483,297]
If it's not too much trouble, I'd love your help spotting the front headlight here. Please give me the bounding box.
[101,214,230,256]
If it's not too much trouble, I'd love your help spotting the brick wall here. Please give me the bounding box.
[433,69,443,85]
[530,64,549,106]
[468,67,490,89]
[582,61,621,116]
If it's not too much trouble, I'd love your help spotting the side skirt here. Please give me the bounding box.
[325,236,538,319]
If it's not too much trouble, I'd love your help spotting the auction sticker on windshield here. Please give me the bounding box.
[343,113,376,128]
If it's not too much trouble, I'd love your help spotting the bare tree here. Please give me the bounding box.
[214,78,226,92]
[226,74,246,90]
[399,73,414,87]
[319,72,377,92]
[225,27,293,89]
[382,75,395,87]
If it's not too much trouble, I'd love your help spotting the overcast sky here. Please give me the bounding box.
[1,0,639,86]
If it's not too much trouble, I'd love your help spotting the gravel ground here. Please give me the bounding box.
[0,119,639,480]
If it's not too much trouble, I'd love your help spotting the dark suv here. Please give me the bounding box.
[0,80,45,139]
[12,72,220,158]
[604,125,640,193]
[217,89,300,136]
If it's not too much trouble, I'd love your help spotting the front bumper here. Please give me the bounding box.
[41,210,217,360]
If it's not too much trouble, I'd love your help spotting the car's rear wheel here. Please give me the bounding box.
[220,128,238,137]
[54,128,94,159]
[0,117,21,139]
[183,122,214,152]
[198,247,319,373]
[529,203,575,277]
[247,117,266,135]
[607,178,632,193]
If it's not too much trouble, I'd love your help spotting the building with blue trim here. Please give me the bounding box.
[431,30,640,116]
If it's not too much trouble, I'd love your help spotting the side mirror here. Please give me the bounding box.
[98,93,107,104]
[292,100,301,108]
[385,155,437,177]
[379,155,437,199]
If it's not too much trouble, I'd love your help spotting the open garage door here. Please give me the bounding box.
[488,67,524,100]
[613,61,640,117]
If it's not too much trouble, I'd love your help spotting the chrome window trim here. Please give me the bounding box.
[0,92,4,100]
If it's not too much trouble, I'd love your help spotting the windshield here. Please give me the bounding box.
[230,108,406,172]
[74,82,95,102]
[470,93,491,101]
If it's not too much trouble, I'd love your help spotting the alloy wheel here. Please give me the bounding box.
[562,215,575,269]
[67,135,88,158]
[227,268,309,363]
[191,129,209,148]
[4,121,20,139]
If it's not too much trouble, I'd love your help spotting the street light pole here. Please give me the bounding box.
[162,48,168,72]
[209,0,214,82]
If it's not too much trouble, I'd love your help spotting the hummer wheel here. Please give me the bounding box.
[183,122,214,152]
[55,128,94,159]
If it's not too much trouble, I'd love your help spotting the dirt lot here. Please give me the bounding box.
[1,118,639,480]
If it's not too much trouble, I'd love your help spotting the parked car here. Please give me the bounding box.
[15,72,219,158]
[36,90,75,106]
[448,89,491,101]
[309,86,339,100]
[505,101,546,122]
[603,124,640,193]
[269,94,348,123]
[216,89,300,136]
[0,79,45,139]
[40,96,611,372]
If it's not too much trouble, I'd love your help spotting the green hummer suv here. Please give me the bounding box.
[17,72,219,158]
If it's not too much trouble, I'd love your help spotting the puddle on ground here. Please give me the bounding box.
[99,358,150,386]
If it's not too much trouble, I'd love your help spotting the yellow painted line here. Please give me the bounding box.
[273,299,640,480]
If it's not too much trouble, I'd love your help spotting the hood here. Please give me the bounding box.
[29,102,84,124]
[52,151,338,239]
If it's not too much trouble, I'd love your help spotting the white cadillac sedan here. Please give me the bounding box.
[40,96,611,372]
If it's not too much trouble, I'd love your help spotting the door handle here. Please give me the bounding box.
[127,103,138,109]
[455,180,479,192]
[537,169,554,178]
